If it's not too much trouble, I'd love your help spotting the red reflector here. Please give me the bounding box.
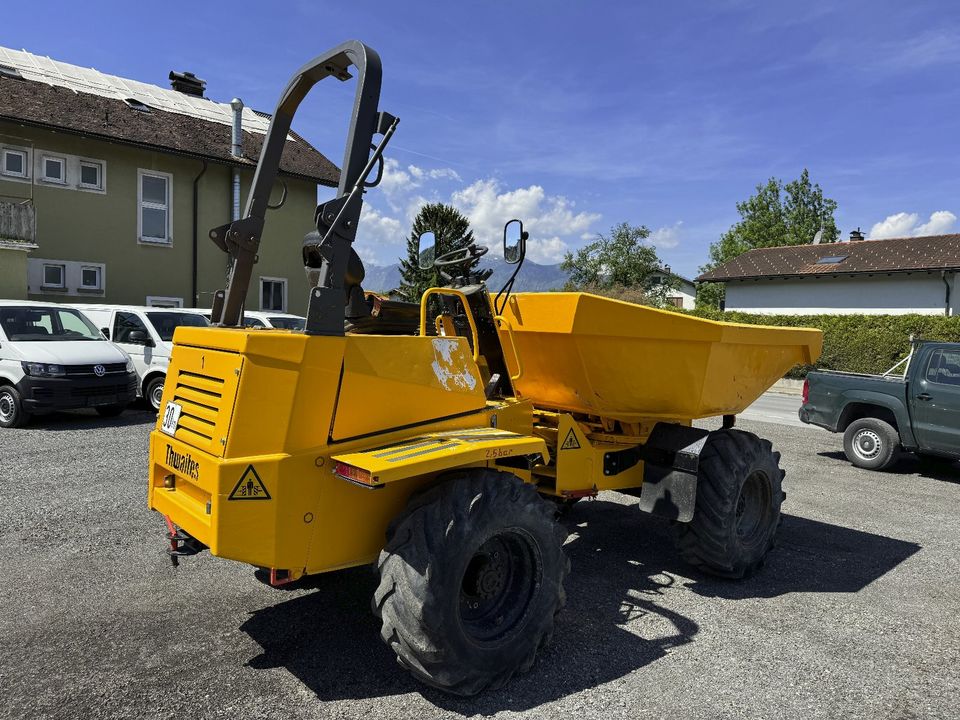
[334,462,377,486]
[802,378,809,404]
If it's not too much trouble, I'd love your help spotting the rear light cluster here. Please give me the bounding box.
[333,461,379,487]
[801,378,809,405]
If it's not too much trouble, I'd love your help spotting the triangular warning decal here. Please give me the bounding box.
[228,464,271,501]
[560,428,581,450]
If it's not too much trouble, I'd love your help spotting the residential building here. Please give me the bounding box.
[650,268,696,309]
[697,231,960,315]
[0,47,338,312]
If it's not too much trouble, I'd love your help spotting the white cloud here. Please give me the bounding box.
[915,210,958,236]
[449,179,601,259]
[649,221,683,249]
[869,210,957,239]
[377,158,461,211]
[354,205,405,259]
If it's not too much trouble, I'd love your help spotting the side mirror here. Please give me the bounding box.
[100,327,110,339]
[127,330,153,346]
[418,230,437,270]
[503,219,527,264]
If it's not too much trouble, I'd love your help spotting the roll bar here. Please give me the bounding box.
[209,40,397,335]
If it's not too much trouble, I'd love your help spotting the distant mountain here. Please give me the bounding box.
[363,257,569,295]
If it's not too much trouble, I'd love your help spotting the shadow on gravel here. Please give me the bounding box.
[817,450,960,483]
[239,498,919,713]
[12,408,155,432]
[240,499,699,712]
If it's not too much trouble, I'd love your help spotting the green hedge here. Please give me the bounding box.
[679,310,960,379]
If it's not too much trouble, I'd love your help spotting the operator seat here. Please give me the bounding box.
[301,230,421,335]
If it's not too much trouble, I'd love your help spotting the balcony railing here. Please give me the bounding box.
[0,200,35,244]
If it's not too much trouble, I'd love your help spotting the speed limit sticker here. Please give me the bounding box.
[160,401,182,437]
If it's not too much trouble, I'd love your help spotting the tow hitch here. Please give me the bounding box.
[163,515,207,567]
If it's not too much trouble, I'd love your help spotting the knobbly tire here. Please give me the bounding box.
[675,428,784,579]
[373,470,569,696]
[843,417,900,471]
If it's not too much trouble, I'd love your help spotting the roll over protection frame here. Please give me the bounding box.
[208,40,397,335]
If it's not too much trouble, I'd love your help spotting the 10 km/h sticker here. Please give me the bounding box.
[228,465,271,500]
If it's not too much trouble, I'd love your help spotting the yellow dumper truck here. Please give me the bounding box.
[147,41,822,695]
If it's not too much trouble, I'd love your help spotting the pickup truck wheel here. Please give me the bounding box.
[145,376,165,412]
[373,470,569,696]
[675,429,784,579]
[0,386,30,428]
[843,418,899,471]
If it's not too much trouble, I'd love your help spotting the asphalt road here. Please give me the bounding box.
[1,408,959,719]
[741,391,805,428]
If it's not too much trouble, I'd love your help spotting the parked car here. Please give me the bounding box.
[0,300,137,428]
[799,341,960,470]
[190,309,306,331]
[73,305,209,411]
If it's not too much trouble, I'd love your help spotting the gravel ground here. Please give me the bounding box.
[1,409,958,719]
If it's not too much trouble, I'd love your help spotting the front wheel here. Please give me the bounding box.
[145,376,165,412]
[0,386,30,428]
[843,418,900,471]
[373,470,569,696]
[675,429,784,579]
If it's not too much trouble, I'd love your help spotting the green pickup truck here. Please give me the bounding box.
[799,342,960,470]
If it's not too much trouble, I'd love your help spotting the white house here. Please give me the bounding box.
[651,269,696,310]
[697,231,960,316]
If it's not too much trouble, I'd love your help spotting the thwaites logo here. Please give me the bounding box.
[165,444,200,480]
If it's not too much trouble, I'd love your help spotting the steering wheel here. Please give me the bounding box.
[433,244,488,268]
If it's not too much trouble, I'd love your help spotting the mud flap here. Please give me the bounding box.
[637,423,710,523]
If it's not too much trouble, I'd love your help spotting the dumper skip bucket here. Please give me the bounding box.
[496,293,822,423]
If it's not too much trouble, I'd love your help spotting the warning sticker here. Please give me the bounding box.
[560,429,581,450]
[228,465,271,501]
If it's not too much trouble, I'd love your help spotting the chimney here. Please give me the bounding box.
[849,228,865,242]
[169,71,206,98]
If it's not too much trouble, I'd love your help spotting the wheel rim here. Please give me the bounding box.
[0,391,14,423]
[459,530,542,644]
[735,470,772,549]
[149,383,164,410]
[852,429,882,461]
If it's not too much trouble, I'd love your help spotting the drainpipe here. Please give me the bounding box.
[942,270,952,316]
[229,98,244,221]
[191,160,208,307]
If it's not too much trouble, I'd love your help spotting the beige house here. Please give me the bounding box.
[0,47,338,313]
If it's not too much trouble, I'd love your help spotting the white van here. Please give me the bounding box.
[0,300,137,428]
[190,309,306,331]
[74,305,209,411]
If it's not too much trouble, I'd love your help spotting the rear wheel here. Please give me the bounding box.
[145,376,165,412]
[675,429,784,578]
[373,470,568,696]
[843,418,899,471]
[0,386,30,429]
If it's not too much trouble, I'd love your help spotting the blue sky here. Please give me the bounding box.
[5,1,960,277]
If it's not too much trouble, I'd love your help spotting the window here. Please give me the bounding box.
[0,307,100,341]
[260,277,287,312]
[144,311,208,341]
[42,156,65,184]
[113,311,150,344]
[2,149,28,177]
[80,266,102,290]
[42,263,65,288]
[925,349,960,386]
[814,255,848,265]
[79,161,103,190]
[139,171,172,243]
[666,296,684,308]
[145,296,183,308]
[243,316,267,328]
